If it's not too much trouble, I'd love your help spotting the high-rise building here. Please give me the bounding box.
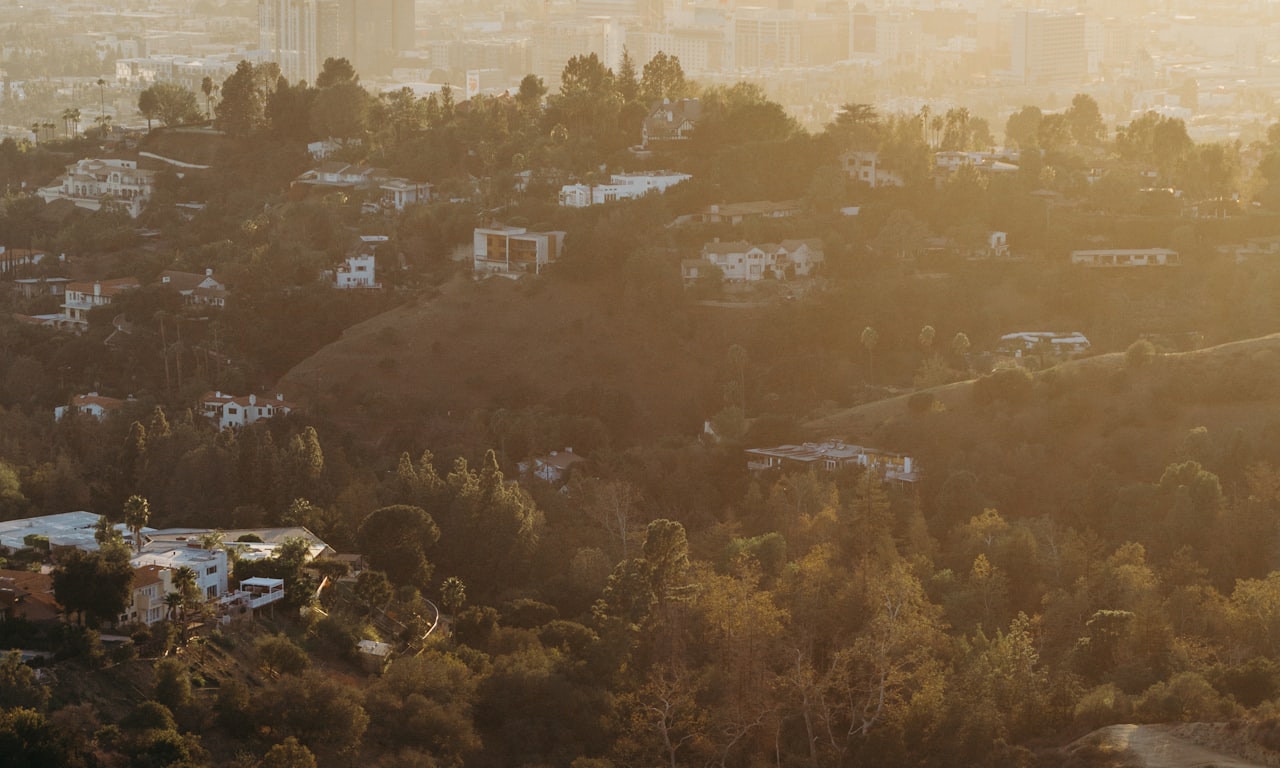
[1010,10,1086,86]
[259,0,415,83]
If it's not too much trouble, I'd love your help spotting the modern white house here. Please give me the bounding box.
[199,392,295,430]
[133,541,229,600]
[558,171,691,207]
[55,392,130,422]
[38,158,157,218]
[1070,248,1180,267]
[473,225,566,276]
[60,277,140,328]
[335,254,379,289]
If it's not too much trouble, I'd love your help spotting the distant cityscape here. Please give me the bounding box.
[2,0,1279,140]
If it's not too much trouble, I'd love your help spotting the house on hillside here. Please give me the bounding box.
[295,163,429,211]
[59,277,140,328]
[518,448,585,484]
[839,151,904,188]
[678,200,801,226]
[0,511,145,555]
[55,392,130,422]
[642,99,702,147]
[997,331,1091,356]
[13,277,70,299]
[199,392,295,430]
[133,541,228,600]
[157,269,228,307]
[119,565,173,626]
[335,254,380,289]
[558,171,691,207]
[683,239,825,284]
[37,158,157,218]
[473,225,566,276]
[1070,248,1179,267]
[0,569,60,623]
[745,440,917,482]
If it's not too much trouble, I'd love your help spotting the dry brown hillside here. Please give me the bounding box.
[279,276,765,447]
[803,334,1280,508]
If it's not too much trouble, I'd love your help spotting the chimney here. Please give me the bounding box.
[276,393,284,401]
[205,268,213,276]
[248,394,256,406]
[215,390,222,398]
[162,275,170,283]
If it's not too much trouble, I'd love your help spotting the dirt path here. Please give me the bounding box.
[1087,724,1272,768]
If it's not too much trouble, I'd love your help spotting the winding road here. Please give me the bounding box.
[1088,724,1271,768]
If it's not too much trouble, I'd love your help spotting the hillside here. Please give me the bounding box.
[278,275,765,448]
[804,334,1280,515]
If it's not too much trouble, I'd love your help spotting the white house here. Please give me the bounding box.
[60,277,140,328]
[840,151,903,188]
[998,331,1091,356]
[200,392,295,430]
[1070,248,1180,267]
[133,541,228,600]
[55,392,129,422]
[473,226,566,276]
[558,171,691,207]
[683,239,825,283]
[37,158,157,218]
[378,178,432,211]
[335,254,379,289]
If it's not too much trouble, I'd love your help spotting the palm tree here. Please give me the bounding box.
[123,495,150,554]
[61,107,76,138]
[201,76,214,119]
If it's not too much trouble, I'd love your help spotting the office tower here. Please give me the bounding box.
[1011,10,1087,86]
[260,0,415,83]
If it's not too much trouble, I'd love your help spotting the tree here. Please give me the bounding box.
[52,544,134,626]
[123,494,150,554]
[60,107,80,138]
[1065,93,1105,145]
[201,76,215,119]
[919,325,936,353]
[358,505,440,588]
[952,331,971,361]
[861,326,879,380]
[216,60,269,137]
[310,81,369,143]
[829,103,880,150]
[440,575,466,615]
[1004,106,1042,149]
[153,657,193,710]
[256,634,311,676]
[262,737,317,768]
[0,651,49,711]
[640,51,688,105]
[138,82,201,128]
[315,57,358,89]
[617,47,640,104]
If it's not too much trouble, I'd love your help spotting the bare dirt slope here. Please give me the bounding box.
[280,275,761,445]
[1068,724,1280,768]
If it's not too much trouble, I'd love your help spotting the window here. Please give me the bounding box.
[206,566,217,575]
